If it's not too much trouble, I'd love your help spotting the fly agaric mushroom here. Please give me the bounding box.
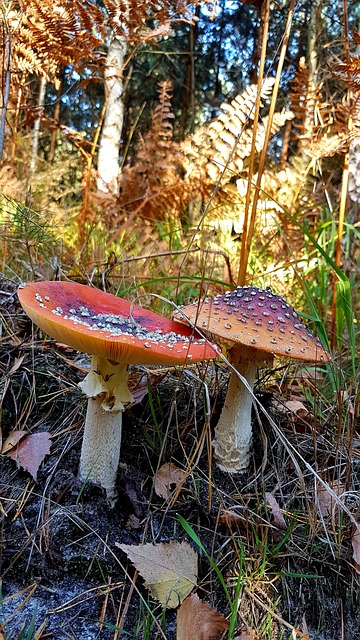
[18,281,219,501]
[174,285,330,473]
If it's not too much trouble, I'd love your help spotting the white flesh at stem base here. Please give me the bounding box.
[78,356,133,503]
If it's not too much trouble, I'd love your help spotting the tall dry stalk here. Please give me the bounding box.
[237,0,295,285]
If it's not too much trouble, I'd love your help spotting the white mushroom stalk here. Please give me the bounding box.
[78,356,133,502]
[213,345,272,472]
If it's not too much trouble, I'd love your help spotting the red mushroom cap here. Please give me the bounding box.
[174,285,330,363]
[18,281,219,366]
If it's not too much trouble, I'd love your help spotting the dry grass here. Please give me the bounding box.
[0,229,359,639]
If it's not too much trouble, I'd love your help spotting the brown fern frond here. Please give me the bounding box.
[6,0,105,82]
[183,78,292,185]
[331,30,360,91]
[103,0,197,42]
[331,57,360,91]
[112,81,184,225]
[289,57,332,147]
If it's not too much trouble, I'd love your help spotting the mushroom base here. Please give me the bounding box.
[79,397,122,503]
[213,361,257,472]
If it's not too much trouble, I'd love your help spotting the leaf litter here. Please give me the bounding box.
[116,541,197,608]
[0,276,359,638]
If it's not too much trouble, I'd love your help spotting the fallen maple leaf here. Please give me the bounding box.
[5,432,51,480]
[177,593,228,640]
[154,462,185,500]
[116,541,197,608]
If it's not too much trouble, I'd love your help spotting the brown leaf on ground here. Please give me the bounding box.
[2,430,28,454]
[129,372,165,405]
[284,399,309,418]
[352,523,360,572]
[265,492,287,530]
[116,540,197,608]
[176,593,228,640]
[218,509,249,529]
[7,355,26,376]
[154,462,185,499]
[316,481,345,518]
[5,432,51,480]
[234,625,257,639]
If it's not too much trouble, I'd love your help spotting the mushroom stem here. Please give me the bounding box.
[213,359,257,472]
[79,397,123,503]
[213,345,270,473]
[78,356,133,502]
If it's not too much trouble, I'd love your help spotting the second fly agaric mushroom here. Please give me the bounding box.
[174,286,330,473]
[18,281,219,501]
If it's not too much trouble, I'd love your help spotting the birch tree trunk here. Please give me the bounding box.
[0,26,11,163]
[48,68,64,163]
[97,9,128,195]
[30,76,47,175]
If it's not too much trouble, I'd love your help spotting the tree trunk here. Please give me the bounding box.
[178,5,199,140]
[0,26,11,163]
[30,75,47,175]
[96,19,128,195]
[48,68,64,163]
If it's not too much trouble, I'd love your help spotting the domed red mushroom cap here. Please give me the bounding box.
[18,281,219,365]
[174,285,330,363]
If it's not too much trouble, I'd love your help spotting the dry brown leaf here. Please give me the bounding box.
[234,626,257,640]
[218,509,249,529]
[129,372,165,404]
[116,541,197,608]
[154,462,185,499]
[5,432,51,480]
[176,593,228,640]
[7,355,26,376]
[273,399,308,417]
[265,492,286,530]
[352,524,360,572]
[284,400,309,418]
[2,430,28,454]
[316,481,345,518]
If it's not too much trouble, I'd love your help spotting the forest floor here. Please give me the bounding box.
[0,274,359,640]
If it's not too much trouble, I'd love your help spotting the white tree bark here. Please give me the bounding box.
[97,18,128,195]
[30,76,47,175]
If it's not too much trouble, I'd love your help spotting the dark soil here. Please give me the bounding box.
[0,275,359,639]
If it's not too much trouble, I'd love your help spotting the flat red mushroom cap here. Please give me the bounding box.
[18,281,219,366]
[174,285,330,363]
